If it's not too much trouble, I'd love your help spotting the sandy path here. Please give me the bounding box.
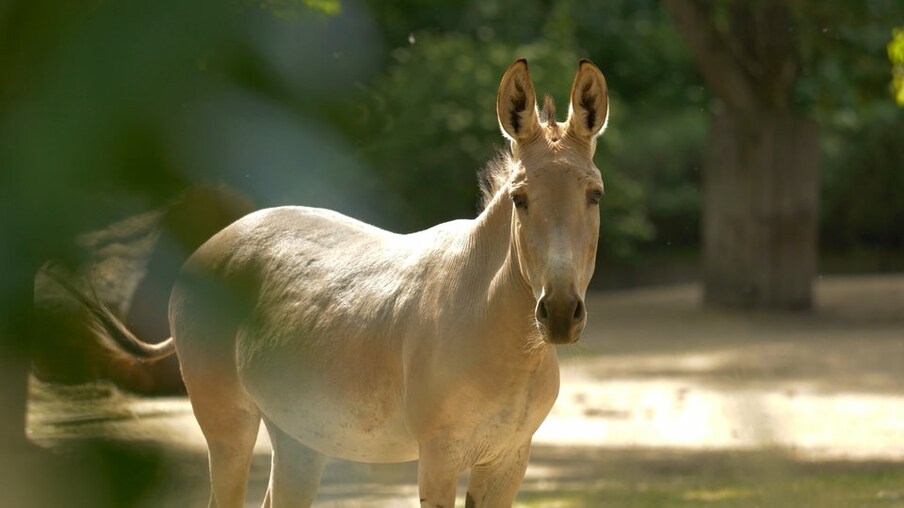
[25,274,904,506]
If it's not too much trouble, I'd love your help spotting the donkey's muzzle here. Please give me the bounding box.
[535,292,585,344]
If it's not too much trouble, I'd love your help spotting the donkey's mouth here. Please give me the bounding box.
[536,322,583,345]
[535,293,586,344]
[534,312,585,344]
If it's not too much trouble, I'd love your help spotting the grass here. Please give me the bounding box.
[517,449,904,508]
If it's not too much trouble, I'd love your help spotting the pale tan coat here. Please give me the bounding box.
[72,59,610,508]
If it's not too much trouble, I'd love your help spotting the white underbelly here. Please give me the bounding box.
[260,400,419,462]
[238,346,418,463]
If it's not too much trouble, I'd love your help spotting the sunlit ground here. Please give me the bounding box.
[26,274,904,507]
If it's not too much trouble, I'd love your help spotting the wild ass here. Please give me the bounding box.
[68,59,609,507]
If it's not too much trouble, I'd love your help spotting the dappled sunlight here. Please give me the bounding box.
[535,275,904,461]
[25,275,904,505]
[27,380,271,455]
[536,374,904,460]
[4,0,902,505]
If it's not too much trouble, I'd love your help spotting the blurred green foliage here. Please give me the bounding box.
[890,27,904,105]
[1,2,902,500]
[352,26,657,258]
[821,103,904,251]
[794,4,904,256]
[1,0,901,268]
[349,0,708,258]
[2,0,898,499]
[346,0,903,261]
[257,0,342,18]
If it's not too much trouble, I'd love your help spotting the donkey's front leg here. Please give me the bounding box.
[464,441,531,507]
[417,441,462,508]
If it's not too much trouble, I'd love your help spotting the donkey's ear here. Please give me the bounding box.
[496,59,541,144]
[566,59,609,140]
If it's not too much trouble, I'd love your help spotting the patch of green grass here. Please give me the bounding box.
[518,450,904,508]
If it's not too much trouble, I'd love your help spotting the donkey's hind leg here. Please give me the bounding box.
[181,359,261,508]
[195,399,261,508]
[260,418,326,508]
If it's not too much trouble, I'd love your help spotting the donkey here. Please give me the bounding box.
[68,59,609,507]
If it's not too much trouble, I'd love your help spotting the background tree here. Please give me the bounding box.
[663,0,903,309]
[663,0,819,309]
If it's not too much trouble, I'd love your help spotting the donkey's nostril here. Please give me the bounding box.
[573,300,585,321]
[535,293,584,344]
[537,298,549,322]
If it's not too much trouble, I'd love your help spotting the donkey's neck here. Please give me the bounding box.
[463,187,549,359]
[468,189,520,283]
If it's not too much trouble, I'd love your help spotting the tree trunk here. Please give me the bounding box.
[663,0,820,309]
[703,110,820,309]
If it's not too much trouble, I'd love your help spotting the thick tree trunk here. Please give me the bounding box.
[704,110,820,309]
[664,0,819,309]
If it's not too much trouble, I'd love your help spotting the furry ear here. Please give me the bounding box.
[566,59,609,140]
[496,59,541,144]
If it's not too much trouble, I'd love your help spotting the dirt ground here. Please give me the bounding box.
[21,274,904,507]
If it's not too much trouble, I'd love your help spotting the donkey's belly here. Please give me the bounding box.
[258,395,419,463]
[238,334,418,463]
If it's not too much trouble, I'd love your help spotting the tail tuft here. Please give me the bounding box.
[46,269,176,362]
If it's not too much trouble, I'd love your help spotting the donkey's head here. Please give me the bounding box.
[496,59,608,345]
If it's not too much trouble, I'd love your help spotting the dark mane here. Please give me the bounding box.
[539,94,556,124]
[478,145,515,211]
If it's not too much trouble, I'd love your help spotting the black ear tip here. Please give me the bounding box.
[504,59,529,77]
[577,59,606,83]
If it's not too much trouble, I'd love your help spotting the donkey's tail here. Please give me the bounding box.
[47,270,176,362]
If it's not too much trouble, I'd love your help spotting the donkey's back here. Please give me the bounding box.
[170,205,467,464]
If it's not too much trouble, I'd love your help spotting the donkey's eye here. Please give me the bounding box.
[588,188,603,205]
[511,193,528,210]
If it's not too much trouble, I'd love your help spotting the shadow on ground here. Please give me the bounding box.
[22,274,904,507]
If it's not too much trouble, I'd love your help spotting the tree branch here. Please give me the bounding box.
[662,0,760,113]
